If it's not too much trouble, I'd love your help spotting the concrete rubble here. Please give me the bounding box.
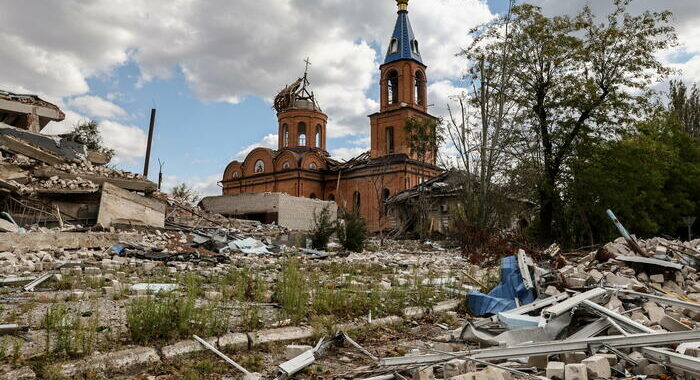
[2,124,700,379]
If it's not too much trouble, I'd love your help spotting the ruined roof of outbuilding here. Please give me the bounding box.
[0,90,64,117]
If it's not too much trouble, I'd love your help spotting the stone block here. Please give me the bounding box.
[284,344,313,360]
[564,363,588,380]
[546,361,565,379]
[643,363,667,377]
[412,366,435,380]
[443,359,468,378]
[659,315,691,331]
[582,355,611,378]
[474,367,511,380]
[650,274,664,283]
[217,332,248,350]
[564,352,587,364]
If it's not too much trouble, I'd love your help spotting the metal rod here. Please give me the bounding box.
[193,335,251,375]
[143,108,156,178]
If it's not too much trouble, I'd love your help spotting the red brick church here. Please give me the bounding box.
[221,0,443,231]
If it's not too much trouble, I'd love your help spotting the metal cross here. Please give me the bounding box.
[304,57,312,76]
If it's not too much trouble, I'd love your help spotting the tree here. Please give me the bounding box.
[170,183,200,204]
[669,80,700,138]
[471,0,676,241]
[69,120,115,158]
[310,205,335,250]
[566,110,700,245]
[405,116,444,239]
[448,0,523,235]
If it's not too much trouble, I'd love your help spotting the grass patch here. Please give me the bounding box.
[42,304,98,359]
[126,292,230,345]
[272,259,309,324]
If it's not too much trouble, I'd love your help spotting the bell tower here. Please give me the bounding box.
[369,0,437,162]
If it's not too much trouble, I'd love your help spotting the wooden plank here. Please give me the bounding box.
[33,167,157,193]
[97,183,165,228]
[0,135,64,165]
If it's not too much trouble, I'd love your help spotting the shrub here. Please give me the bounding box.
[337,211,368,252]
[310,205,335,250]
[126,292,229,345]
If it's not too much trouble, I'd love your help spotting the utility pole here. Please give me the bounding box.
[143,108,157,178]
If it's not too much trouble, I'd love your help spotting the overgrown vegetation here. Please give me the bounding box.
[336,211,368,252]
[68,120,115,158]
[311,205,335,250]
[42,304,99,359]
[126,292,229,345]
[170,183,201,205]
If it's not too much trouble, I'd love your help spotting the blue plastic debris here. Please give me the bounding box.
[467,256,536,316]
[110,245,126,257]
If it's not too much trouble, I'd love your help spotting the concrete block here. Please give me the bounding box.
[544,286,560,296]
[247,326,315,346]
[582,355,611,378]
[217,333,248,350]
[650,274,664,283]
[659,314,691,331]
[162,338,216,359]
[474,367,511,380]
[564,363,588,380]
[97,182,165,228]
[643,363,667,377]
[527,355,548,369]
[412,366,435,380]
[284,344,313,360]
[546,361,565,379]
[443,359,467,378]
[564,352,587,364]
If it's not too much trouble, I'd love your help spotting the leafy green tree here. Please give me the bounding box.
[565,112,700,245]
[70,120,115,158]
[310,205,335,250]
[471,0,677,241]
[669,80,700,138]
[170,183,200,204]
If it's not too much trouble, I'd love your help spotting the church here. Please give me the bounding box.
[220,0,443,231]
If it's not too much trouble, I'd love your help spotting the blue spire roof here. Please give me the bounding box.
[384,9,423,65]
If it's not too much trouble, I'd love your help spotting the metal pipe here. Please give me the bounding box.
[143,108,156,178]
[193,335,251,375]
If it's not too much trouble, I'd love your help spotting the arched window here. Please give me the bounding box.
[309,162,317,170]
[232,172,239,178]
[415,71,426,106]
[282,161,290,169]
[309,193,317,199]
[298,122,307,146]
[328,194,335,202]
[283,124,289,147]
[386,127,395,154]
[254,160,265,173]
[387,70,399,105]
[352,191,361,213]
[315,125,321,148]
[389,38,399,54]
[412,40,420,55]
[382,188,391,216]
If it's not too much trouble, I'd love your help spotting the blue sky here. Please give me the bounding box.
[1,0,698,195]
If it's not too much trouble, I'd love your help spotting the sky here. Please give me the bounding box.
[0,0,698,196]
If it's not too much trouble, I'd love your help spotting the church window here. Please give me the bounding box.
[412,40,420,55]
[389,38,399,54]
[386,127,395,154]
[309,162,317,170]
[254,160,265,173]
[315,125,321,148]
[298,122,307,146]
[232,172,239,178]
[282,161,290,169]
[283,124,289,147]
[415,71,426,105]
[382,188,391,216]
[352,191,361,213]
[387,70,399,105]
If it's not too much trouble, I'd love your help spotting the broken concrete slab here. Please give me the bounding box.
[33,167,156,193]
[545,361,565,379]
[582,355,611,378]
[162,337,218,359]
[97,183,165,228]
[564,363,588,380]
[0,232,140,251]
[61,347,160,377]
[218,332,249,350]
[247,326,315,347]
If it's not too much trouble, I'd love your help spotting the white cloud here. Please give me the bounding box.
[99,121,148,165]
[67,96,127,119]
[330,147,367,161]
[233,134,278,161]
[161,173,222,197]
